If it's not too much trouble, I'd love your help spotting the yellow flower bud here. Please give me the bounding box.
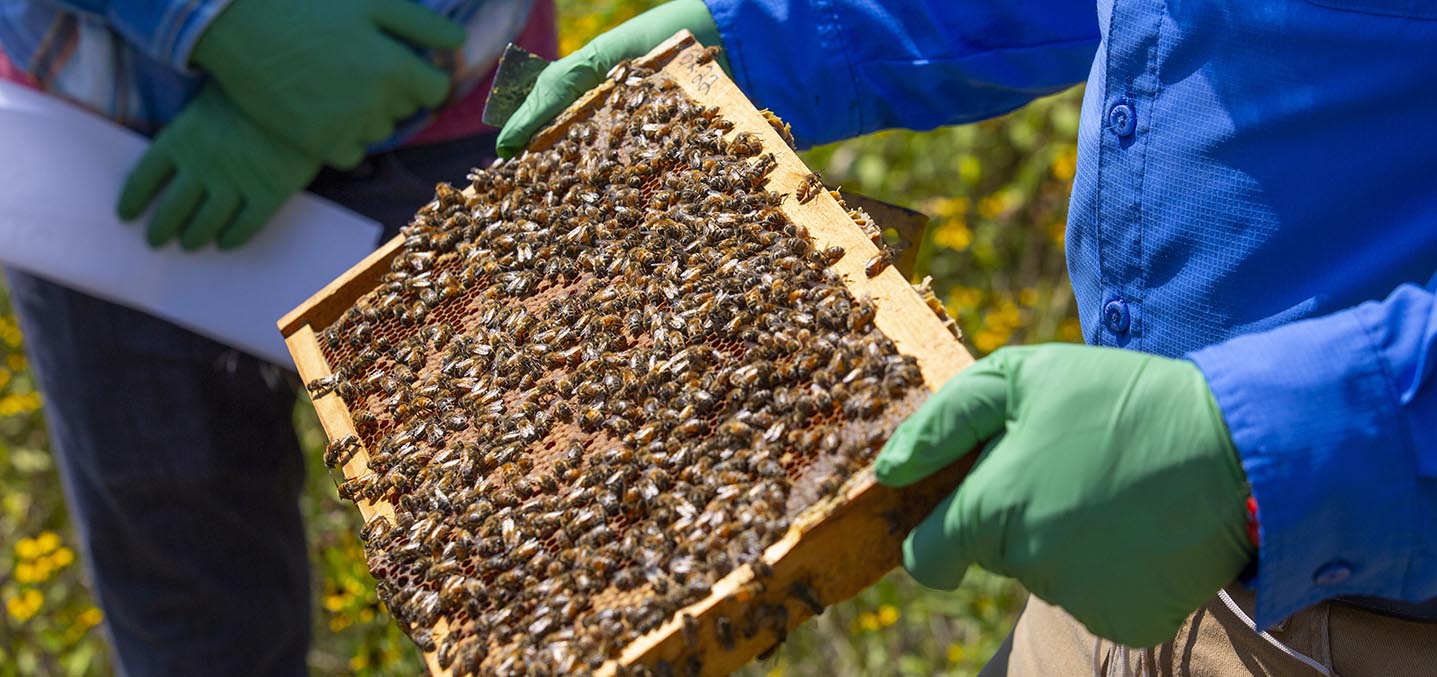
[13,561,37,583]
[35,532,60,555]
[50,547,75,568]
[14,536,39,560]
[324,594,346,612]
[77,606,104,628]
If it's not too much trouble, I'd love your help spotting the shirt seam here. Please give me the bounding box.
[1349,303,1419,596]
[1092,6,1118,347]
[1351,308,1420,475]
[1130,0,1170,351]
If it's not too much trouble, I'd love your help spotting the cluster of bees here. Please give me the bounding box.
[311,61,928,676]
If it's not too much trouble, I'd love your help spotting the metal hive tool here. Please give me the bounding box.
[280,32,976,676]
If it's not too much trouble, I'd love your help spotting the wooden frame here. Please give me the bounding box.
[279,32,975,676]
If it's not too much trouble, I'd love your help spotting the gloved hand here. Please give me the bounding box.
[496,0,726,157]
[191,0,465,169]
[875,344,1254,647]
[117,84,322,251]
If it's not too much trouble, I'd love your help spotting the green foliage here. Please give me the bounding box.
[0,287,109,676]
[0,2,1082,674]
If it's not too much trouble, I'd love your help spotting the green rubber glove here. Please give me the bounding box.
[496,0,726,157]
[875,344,1254,647]
[191,0,465,169]
[116,84,322,251]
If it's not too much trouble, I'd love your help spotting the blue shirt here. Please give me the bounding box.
[0,0,532,138]
[705,0,1437,628]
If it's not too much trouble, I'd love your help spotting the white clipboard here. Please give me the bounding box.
[0,81,383,369]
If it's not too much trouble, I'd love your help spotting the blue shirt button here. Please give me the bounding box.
[1103,299,1131,334]
[1314,561,1353,586]
[1107,102,1136,138]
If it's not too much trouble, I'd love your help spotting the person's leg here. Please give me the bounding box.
[981,588,1339,676]
[978,595,1102,677]
[1327,600,1437,676]
[4,270,310,677]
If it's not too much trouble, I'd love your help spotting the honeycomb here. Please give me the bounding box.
[306,59,942,676]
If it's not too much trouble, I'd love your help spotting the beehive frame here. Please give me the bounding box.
[280,32,975,676]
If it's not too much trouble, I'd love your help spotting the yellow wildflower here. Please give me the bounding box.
[349,654,369,671]
[1018,287,1039,307]
[876,604,900,627]
[30,558,54,583]
[977,189,1020,220]
[923,196,970,219]
[14,536,40,560]
[974,329,1009,354]
[76,606,103,629]
[0,392,42,417]
[13,561,38,584]
[5,353,24,371]
[5,589,43,622]
[35,531,60,555]
[1050,144,1078,182]
[324,594,346,613]
[856,612,880,632]
[946,286,983,312]
[932,219,972,252]
[50,546,75,569]
[947,643,966,664]
[0,366,10,390]
[0,319,22,348]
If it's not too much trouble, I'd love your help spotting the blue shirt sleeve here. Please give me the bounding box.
[701,0,1100,147]
[1189,276,1437,629]
[34,0,232,71]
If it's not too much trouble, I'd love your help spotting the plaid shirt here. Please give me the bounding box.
[0,0,535,140]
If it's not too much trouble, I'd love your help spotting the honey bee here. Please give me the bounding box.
[715,616,736,650]
[324,434,362,467]
[795,173,824,204]
[788,581,826,616]
[729,131,762,157]
[696,45,723,65]
[864,249,894,278]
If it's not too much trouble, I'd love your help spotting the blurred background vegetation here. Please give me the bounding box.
[0,1,1081,674]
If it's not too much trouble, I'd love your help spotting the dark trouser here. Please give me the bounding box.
[4,133,494,677]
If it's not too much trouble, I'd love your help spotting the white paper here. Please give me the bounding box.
[0,81,383,368]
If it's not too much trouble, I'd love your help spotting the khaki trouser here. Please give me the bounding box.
[980,588,1437,676]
